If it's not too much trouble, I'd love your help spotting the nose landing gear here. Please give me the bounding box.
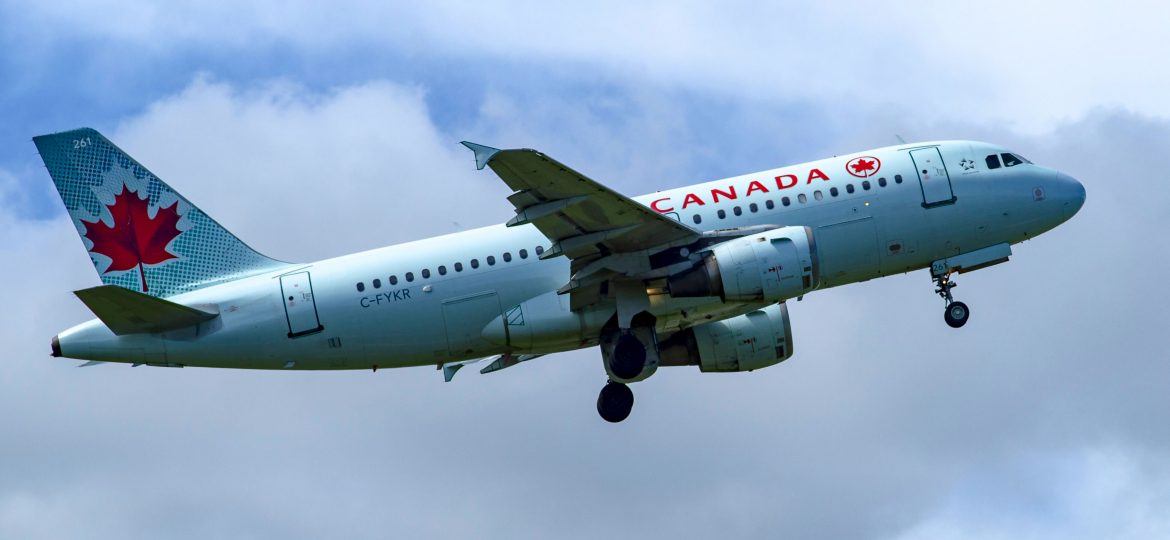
[934,272,970,328]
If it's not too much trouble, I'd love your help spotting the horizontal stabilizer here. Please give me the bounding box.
[74,285,218,336]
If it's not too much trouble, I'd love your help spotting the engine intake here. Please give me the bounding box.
[659,303,794,372]
[668,226,820,302]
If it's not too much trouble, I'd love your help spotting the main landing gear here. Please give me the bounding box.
[597,381,634,423]
[934,272,970,328]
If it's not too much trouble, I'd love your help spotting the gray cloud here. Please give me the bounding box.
[1,77,1168,540]
[2,2,1170,535]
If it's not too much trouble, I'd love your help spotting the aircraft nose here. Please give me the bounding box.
[1054,172,1086,219]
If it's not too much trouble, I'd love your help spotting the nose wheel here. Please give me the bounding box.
[934,272,970,328]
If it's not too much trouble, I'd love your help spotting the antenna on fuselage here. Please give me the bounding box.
[895,134,907,144]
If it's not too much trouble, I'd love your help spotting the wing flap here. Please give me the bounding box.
[74,285,218,336]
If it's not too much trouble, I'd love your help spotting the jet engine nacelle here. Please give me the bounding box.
[659,303,794,372]
[667,226,820,303]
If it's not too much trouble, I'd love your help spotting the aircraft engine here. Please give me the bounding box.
[668,226,820,303]
[659,303,794,372]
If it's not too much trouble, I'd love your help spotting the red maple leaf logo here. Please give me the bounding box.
[82,186,182,292]
[846,156,881,178]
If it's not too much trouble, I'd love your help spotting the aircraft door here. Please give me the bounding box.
[280,271,324,337]
[910,147,956,207]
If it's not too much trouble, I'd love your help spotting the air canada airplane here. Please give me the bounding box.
[36,128,1084,422]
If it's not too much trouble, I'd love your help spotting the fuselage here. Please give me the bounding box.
[54,140,1085,369]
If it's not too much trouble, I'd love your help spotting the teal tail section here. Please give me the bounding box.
[34,127,286,298]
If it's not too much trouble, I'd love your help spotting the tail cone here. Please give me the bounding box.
[50,335,61,357]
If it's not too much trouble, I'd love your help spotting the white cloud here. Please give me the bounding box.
[2,28,1170,539]
[110,76,512,261]
[10,1,1170,132]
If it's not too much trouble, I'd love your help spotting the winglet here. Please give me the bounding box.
[460,141,501,170]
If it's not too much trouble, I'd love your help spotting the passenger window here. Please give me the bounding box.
[830,187,839,197]
[895,174,903,184]
[765,200,774,210]
[438,265,447,276]
[733,206,742,216]
[405,272,415,282]
[422,269,431,279]
[503,252,512,262]
[986,154,1002,169]
[487,255,496,266]
[470,259,479,269]
[535,246,544,256]
[389,275,398,285]
[782,196,791,206]
[454,263,463,272]
[798,193,807,204]
[1001,153,1022,167]
[356,282,365,292]
[749,202,758,213]
[878,177,887,187]
[519,249,528,259]
[862,181,870,190]
[372,278,382,289]
[814,190,823,201]
[692,214,702,224]
[846,184,855,194]
[717,209,726,219]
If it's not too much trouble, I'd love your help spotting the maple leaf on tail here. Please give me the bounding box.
[82,186,182,293]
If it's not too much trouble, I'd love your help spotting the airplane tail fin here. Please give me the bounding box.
[34,128,286,298]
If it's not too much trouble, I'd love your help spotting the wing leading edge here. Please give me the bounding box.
[462,142,701,309]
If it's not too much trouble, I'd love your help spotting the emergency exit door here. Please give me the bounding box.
[910,147,956,207]
[280,272,323,337]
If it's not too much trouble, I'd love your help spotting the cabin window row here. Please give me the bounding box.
[355,245,545,292]
[691,175,904,224]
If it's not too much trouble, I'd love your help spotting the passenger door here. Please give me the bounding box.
[909,147,956,207]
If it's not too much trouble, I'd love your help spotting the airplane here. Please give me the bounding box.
[35,128,1085,423]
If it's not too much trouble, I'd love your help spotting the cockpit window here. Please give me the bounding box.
[1001,153,1022,167]
[985,154,1001,169]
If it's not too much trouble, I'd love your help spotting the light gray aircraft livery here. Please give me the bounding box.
[36,129,1084,422]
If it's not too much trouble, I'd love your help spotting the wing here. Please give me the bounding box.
[463,142,701,309]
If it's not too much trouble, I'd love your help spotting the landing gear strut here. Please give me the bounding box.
[597,381,634,423]
[934,272,970,328]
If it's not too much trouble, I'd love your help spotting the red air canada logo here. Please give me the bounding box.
[82,186,182,292]
[846,156,881,178]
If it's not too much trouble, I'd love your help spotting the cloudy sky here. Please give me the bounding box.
[2,1,1169,538]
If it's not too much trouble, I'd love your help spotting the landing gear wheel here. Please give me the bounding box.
[933,272,969,329]
[944,301,969,328]
[610,333,646,380]
[597,381,634,423]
